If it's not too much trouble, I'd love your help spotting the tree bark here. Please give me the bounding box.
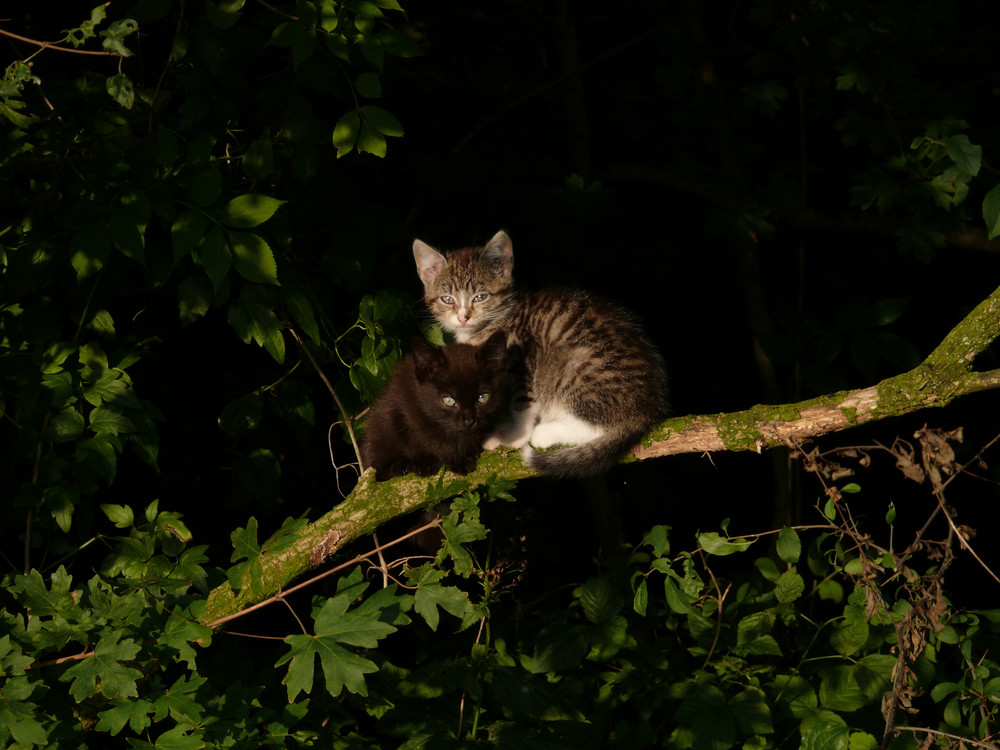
[200,281,1000,627]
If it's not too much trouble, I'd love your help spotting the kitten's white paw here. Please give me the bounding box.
[483,434,504,451]
[483,425,532,450]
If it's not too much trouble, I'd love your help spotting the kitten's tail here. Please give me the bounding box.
[522,424,650,479]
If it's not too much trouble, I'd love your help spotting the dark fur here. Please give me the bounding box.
[361,332,508,480]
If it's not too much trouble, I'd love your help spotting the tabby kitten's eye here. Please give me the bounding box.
[442,396,457,407]
[440,296,455,306]
[477,392,490,404]
[472,293,488,303]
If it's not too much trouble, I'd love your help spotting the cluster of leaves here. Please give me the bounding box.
[4,2,1000,748]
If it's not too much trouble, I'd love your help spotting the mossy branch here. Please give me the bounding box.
[199,282,1000,627]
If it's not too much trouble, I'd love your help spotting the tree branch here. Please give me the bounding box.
[199,281,1000,627]
[0,27,121,56]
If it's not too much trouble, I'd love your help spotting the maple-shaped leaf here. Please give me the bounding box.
[10,566,79,617]
[151,675,206,724]
[148,724,206,750]
[405,564,475,632]
[96,696,154,735]
[159,610,213,668]
[276,592,396,700]
[59,633,142,700]
[227,518,267,597]
[0,675,47,746]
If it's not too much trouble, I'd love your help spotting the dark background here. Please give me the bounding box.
[5,0,1000,604]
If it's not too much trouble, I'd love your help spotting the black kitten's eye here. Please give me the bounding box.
[440,296,455,306]
[477,392,490,404]
[442,396,457,407]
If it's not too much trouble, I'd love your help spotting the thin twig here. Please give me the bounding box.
[893,726,997,749]
[204,517,442,629]
[0,27,121,56]
[288,326,364,470]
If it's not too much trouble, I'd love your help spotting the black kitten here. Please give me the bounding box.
[361,332,508,480]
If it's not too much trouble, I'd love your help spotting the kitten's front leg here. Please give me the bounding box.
[483,403,538,450]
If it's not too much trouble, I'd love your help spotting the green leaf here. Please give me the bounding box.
[672,682,735,748]
[100,18,138,57]
[194,225,232,291]
[60,634,143,700]
[945,134,981,176]
[663,577,696,615]
[332,110,360,157]
[178,275,212,324]
[407,565,475,631]
[90,405,137,435]
[633,578,648,616]
[160,610,214,669]
[775,570,805,603]
[737,610,775,646]
[355,72,382,98]
[576,577,621,625]
[171,209,208,263]
[0,688,47,746]
[823,498,836,520]
[11,567,78,616]
[229,231,279,285]
[491,667,587,721]
[799,710,848,750]
[219,194,286,228]
[227,518,267,596]
[244,128,274,179]
[76,435,118,484]
[46,407,86,442]
[97,697,154,736]
[983,184,1000,240]
[848,732,879,750]
[818,654,894,711]
[282,288,321,343]
[102,503,135,528]
[227,302,286,363]
[697,531,754,556]
[776,526,801,563]
[830,605,870,656]
[106,73,134,108]
[70,220,112,280]
[731,688,773,735]
[644,524,671,557]
[277,593,395,700]
[88,309,117,338]
[360,104,404,136]
[742,80,789,116]
[357,122,387,157]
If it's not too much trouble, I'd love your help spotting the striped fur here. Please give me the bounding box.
[413,231,668,479]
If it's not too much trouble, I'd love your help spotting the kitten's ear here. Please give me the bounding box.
[411,337,443,380]
[478,330,508,366]
[413,240,447,286]
[480,231,513,279]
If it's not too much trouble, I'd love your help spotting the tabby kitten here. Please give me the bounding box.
[361,332,509,480]
[413,230,668,479]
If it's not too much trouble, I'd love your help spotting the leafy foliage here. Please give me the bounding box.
[2,0,1000,748]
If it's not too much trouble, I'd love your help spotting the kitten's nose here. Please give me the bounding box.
[457,308,470,324]
[462,414,477,427]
